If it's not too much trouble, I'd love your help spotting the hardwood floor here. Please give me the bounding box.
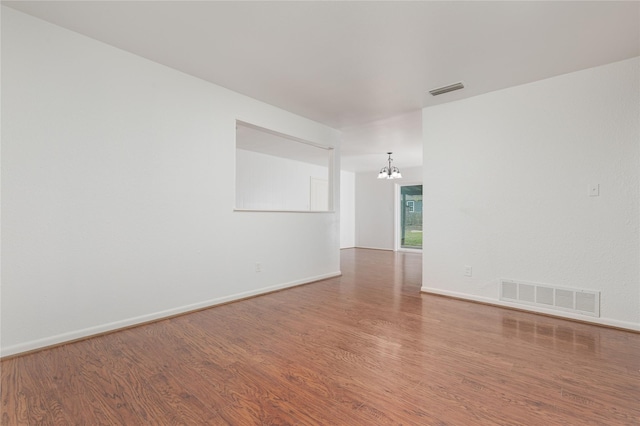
[2,248,639,425]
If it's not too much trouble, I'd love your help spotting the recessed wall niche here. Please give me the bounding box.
[235,121,333,212]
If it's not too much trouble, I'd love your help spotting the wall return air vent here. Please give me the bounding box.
[428,82,465,96]
[500,279,600,317]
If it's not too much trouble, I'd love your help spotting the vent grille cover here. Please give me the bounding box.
[429,82,465,96]
[500,279,600,317]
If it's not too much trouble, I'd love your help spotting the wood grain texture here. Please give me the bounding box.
[2,248,639,425]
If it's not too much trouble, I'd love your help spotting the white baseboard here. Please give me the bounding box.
[354,246,393,251]
[1,271,342,358]
[421,287,640,332]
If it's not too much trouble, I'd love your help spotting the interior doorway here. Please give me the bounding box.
[310,177,329,211]
[396,184,423,251]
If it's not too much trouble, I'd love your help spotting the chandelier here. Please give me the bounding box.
[377,152,402,179]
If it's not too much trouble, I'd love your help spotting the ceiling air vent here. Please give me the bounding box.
[429,82,465,96]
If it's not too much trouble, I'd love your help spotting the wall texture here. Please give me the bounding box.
[1,8,341,356]
[236,149,329,211]
[340,170,356,248]
[355,166,422,250]
[422,57,640,330]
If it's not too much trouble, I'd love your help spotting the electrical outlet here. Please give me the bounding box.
[464,266,472,277]
[255,263,262,272]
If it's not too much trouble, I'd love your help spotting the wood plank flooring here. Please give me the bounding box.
[2,248,639,425]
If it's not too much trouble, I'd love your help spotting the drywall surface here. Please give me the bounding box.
[1,7,341,356]
[422,57,640,329]
[355,166,422,250]
[340,170,356,248]
[236,149,330,211]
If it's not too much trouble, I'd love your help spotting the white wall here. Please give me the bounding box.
[422,57,640,330]
[355,166,422,250]
[236,149,329,211]
[340,170,355,248]
[1,7,341,356]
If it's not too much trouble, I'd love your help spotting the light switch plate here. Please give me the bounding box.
[589,184,599,197]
